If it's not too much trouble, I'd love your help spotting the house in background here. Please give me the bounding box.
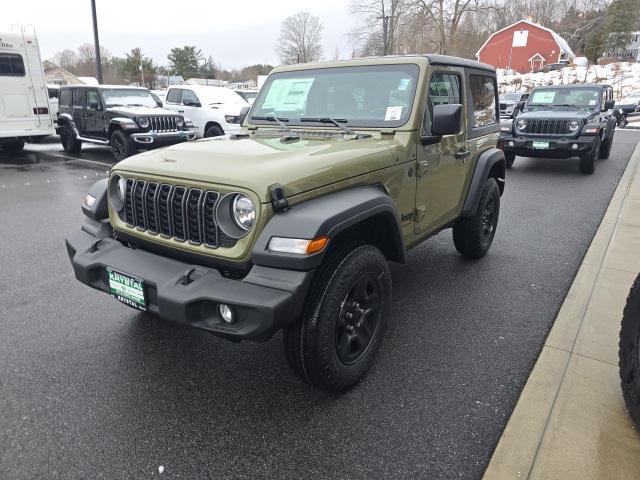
[477,20,575,73]
[601,31,640,62]
[42,60,84,85]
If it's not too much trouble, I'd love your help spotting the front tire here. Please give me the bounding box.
[283,244,391,392]
[205,125,224,137]
[505,152,516,168]
[60,124,82,154]
[111,129,135,161]
[620,274,640,427]
[579,137,600,174]
[453,178,500,259]
[599,131,614,159]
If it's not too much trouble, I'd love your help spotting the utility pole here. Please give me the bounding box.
[90,0,103,84]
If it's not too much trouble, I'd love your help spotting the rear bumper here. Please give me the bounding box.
[499,133,598,159]
[65,223,313,340]
[131,130,196,145]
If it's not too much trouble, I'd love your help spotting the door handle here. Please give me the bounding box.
[455,150,470,160]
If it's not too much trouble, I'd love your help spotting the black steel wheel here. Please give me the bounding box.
[620,274,640,428]
[452,178,501,259]
[205,125,224,137]
[505,152,515,168]
[59,124,81,154]
[283,244,391,392]
[111,130,135,161]
[579,137,600,175]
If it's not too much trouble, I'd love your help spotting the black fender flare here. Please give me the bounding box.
[252,185,405,270]
[57,113,79,136]
[461,147,505,217]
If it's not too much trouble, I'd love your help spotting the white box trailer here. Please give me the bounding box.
[0,30,54,153]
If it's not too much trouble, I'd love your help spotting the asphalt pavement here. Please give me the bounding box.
[1,131,639,479]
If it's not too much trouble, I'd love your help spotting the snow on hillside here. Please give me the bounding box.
[497,62,640,99]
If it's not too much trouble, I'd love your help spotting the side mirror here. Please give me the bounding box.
[421,104,462,145]
[156,100,163,108]
[517,101,526,111]
[604,99,615,110]
[238,105,250,125]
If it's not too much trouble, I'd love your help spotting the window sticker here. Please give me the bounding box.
[385,106,403,121]
[531,91,556,104]
[262,78,315,111]
[589,99,596,105]
[398,78,410,91]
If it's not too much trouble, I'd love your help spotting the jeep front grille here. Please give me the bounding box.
[120,178,236,249]
[523,119,571,135]
[149,116,179,132]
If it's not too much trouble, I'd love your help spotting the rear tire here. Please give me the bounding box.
[111,129,135,161]
[453,178,500,259]
[620,274,640,428]
[1,139,25,154]
[505,152,516,168]
[283,244,391,392]
[60,124,82,154]
[599,132,613,159]
[205,125,224,137]
[579,137,600,174]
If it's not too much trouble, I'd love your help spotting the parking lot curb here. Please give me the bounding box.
[483,142,640,480]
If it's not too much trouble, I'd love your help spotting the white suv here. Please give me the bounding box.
[164,85,249,138]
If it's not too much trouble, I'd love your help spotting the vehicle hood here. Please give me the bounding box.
[114,133,397,203]
[106,106,179,117]
[517,110,596,121]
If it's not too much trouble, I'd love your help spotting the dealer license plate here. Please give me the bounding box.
[107,268,147,311]
[532,141,549,149]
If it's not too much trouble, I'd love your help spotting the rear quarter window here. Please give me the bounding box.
[0,53,26,76]
[59,89,72,107]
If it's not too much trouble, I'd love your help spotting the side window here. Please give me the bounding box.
[48,88,59,99]
[422,72,461,135]
[0,53,25,76]
[59,89,72,107]
[181,89,200,105]
[86,89,101,109]
[73,89,86,108]
[166,88,181,104]
[470,74,497,128]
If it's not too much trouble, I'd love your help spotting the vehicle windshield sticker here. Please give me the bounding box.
[385,106,403,121]
[398,78,410,91]
[589,100,596,105]
[262,78,315,111]
[531,91,556,104]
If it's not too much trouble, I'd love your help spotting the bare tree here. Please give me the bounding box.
[350,0,412,56]
[276,11,323,64]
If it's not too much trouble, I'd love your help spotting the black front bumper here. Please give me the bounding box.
[65,223,313,340]
[499,134,598,159]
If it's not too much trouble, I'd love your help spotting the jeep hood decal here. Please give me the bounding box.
[114,135,396,202]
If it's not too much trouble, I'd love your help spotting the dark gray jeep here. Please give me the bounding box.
[499,84,617,174]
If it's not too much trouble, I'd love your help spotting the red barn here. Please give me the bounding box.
[476,20,575,73]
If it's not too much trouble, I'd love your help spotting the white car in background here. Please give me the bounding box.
[164,85,249,138]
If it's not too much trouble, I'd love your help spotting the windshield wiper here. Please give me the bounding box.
[300,117,354,135]
[250,115,290,131]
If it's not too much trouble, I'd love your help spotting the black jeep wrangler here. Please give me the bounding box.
[57,85,196,161]
[499,84,617,174]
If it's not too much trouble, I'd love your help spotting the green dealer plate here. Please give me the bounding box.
[107,268,147,311]
[532,141,549,149]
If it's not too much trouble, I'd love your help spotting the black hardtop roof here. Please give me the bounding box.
[425,54,496,73]
[532,84,612,90]
[60,85,149,90]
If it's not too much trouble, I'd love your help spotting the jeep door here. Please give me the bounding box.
[415,69,470,235]
[71,88,86,134]
[83,89,105,138]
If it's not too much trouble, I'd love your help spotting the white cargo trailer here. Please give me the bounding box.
[0,30,54,153]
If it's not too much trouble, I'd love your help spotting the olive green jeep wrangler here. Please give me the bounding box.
[66,55,505,392]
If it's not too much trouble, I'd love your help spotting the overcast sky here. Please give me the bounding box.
[5,0,357,69]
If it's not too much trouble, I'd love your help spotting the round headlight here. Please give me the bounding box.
[109,175,126,212]
[569,120,580,132]
[233,194,256,231]
[516,119,527,131]
[176,117,184,127]
[137,117,149,128]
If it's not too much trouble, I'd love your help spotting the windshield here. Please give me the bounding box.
[527,88,600,110]
[251,64,420,128]
[501,93,521,101]
[102,89,158,108]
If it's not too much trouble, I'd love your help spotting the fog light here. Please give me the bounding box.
[509,141,515,147]
[572,144,579,150]
[219,304,234,324]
